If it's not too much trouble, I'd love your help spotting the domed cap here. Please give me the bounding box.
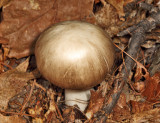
[35,21,115,89]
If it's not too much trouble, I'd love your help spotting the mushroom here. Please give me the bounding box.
[35,21,115,111]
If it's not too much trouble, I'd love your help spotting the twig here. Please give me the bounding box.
[0,62,13,70]
[95,7,160,123]
[0,110,36,118]
[20,80,36,113]
[34,82,46,92]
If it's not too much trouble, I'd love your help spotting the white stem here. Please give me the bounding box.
[65,89,91,111]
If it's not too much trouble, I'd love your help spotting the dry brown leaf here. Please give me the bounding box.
[0,57,40,110]
[134,62,149,82]
[95,3,121,37]
[133,81,145,93]
[62,107,86,122]
[106,0,135,21]
[85,90,105,119]
[94,0,101,4]
[44,89,62,122]
[130,108,160,122]
[141,41,156,49]
[0,0,95,59]
[106,0,125,20]
[112,93,131,121]
[133,63,160,102]
[0,0,11,8]
[130,100,153,114]
[142,72,160,102]
[107,0,124,15]
[0,114,26,123]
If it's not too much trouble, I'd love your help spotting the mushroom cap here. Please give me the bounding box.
[35,21,115,90]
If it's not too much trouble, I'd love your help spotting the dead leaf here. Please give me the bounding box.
[112,93,131,121]
[0,0,11,8]
[106,0,134,19]
[44,89,62,122]
[94,0,101,4]
[0,0,95,59]
[0,114,26,123]
[85,90,105,119]
[106,0,125,19]
[130,100,153,114]
[95,3,121,37]
[134,62,149,82]
[62,107,87,122]
[63,108,76,122]
[0,57,40,110]
[142,72,160,102]
[131,108,160,122]
[0,37,8,44]
[141,40,156,49]
[133,81,145,93]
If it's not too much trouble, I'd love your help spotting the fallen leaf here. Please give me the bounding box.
[85,90,105,119]
[0,114,26,123]
[0,0,95,59]
[133,81,145,93]
[131,108,160,122]
[134,62,149,82]
[106,0,135,21]
[106,0,125,17]
[0,0,11,8]
[141,40,156,48]
[130,100,153,114]
[142,72,160,102]
[112,93,131,121]
[45,89,60,122]
[95,3,121,37]
[0,57,40,110]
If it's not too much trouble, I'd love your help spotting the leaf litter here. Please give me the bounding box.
[0,0,160,122]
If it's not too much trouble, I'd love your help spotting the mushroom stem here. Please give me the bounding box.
[65,89,91,111]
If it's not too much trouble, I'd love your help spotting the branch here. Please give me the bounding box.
[95,7,160,123]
